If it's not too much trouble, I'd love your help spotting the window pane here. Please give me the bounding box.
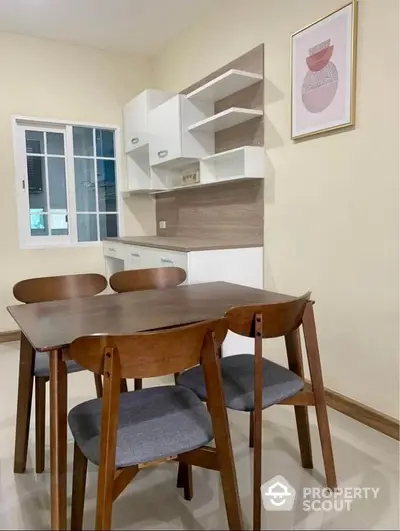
[73,127,94,156]
[74,158,96,211]
[50,210,68,235]
[77,214,98,242]
[97,159,116,212]
[27,156,47,211]
[30,211,48,236]
[48,158,67,209]
[26,130,44,154]
[96,129,115,158]
[47,132,64,155]
[99,214,118,240]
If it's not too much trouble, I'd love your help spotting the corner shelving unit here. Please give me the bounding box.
[121,57,265,196]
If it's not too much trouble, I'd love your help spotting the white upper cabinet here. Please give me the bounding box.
[123,90,174,154]
[149,95,214,167]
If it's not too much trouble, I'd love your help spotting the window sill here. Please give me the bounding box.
[20,242,103,250]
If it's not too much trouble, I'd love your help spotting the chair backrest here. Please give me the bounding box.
[109,267,186,293]
[13,273,108,304]
[225,292,311,339]
[69,318,228,379]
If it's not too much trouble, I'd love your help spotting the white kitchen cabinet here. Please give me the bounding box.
[103,242,263,356]
[123,90,174,154]
[149,95,214,167]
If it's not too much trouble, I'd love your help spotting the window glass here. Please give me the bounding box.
[97,159,116,212]
[96,129,115,158]
[77,214,98,242]
[73,127,94,157]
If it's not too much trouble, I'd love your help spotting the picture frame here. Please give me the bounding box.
[291,1,358,140]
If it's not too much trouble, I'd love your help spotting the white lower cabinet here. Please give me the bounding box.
[104,243,263,356]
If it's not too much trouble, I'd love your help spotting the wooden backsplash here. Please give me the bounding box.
[156,180,264,244]
[156,44,265,245]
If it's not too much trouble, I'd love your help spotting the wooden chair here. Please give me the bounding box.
[68,319,243,531]
[177,294,337,530]
[109,266,186,293]
[109,267,187,391]
[13,273,107,473]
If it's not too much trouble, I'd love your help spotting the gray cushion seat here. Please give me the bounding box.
[68,385,213,468]
[34,352,84,378]
[178,354,304,412]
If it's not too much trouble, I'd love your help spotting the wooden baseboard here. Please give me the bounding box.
[305,381,399,441]
[324,387,399,441]
[0,330,20,343]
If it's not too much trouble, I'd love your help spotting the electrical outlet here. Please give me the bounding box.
[159,220,167,229]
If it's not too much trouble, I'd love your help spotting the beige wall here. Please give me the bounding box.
[151,0,400,418]
[0,32,154,331]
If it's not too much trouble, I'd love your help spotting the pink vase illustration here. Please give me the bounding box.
[302,39,338,113]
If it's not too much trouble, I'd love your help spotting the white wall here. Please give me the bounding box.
[0,32,154,331]
[151,0,400,418]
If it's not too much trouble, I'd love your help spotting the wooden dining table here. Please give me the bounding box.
[8,281,299,530]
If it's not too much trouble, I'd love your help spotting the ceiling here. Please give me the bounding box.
[0,0,212,56]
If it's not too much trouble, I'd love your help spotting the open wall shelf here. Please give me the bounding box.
[188,107,263,133]
[186,69,263,102]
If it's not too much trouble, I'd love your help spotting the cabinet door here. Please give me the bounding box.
[153,249,188,272]
[123,92,149,153]
[123,246,143,270]
[123,246,160,270]
[149,96,182,166]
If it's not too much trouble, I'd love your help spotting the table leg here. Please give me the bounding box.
[49,349,68,530]
[14,333,35,473]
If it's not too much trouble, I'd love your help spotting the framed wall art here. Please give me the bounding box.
[291,1,358,140]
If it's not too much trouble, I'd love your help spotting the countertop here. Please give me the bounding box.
[105,236,262,252]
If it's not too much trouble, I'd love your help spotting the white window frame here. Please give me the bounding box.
[12,115,123,250]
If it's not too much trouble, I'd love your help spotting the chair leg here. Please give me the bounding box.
[218,438,243,530]
[293,406,313,468]
[303,303,337,489]
[35,377,47,474]
[285,330,313,469]
[94,374,103,398]
[253,408,262,530]
[249,411,254,448]
[120,379,128,393]
[71,442,88,531]
[95,471,115,530]
[176,463,193,501]
[134,379,142,391]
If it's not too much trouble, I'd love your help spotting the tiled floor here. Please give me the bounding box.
[0,340,398,530]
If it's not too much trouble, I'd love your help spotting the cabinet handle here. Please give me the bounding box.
[109,248,116,252]
[131,252,140,258]
[131,137,139,144]
[158,150,168,158]
[161,257,173,264]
